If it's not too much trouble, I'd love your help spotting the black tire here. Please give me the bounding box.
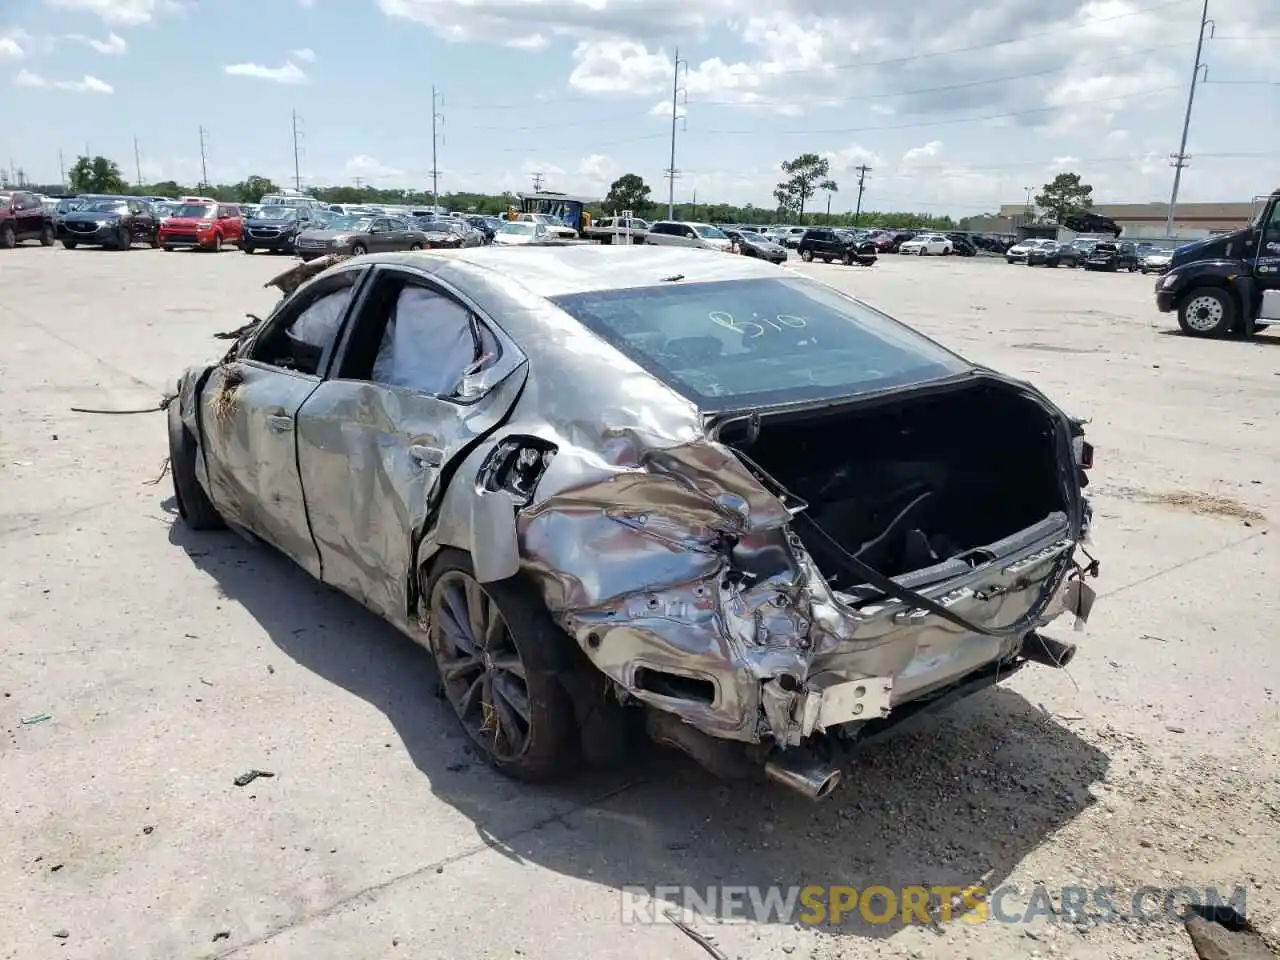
[116,227,131,250]
[62,240,78,250]
[409,242,423,251]
[149,233,161,249]
[351,242,367,256]
[800,249,813,262]
[167,401,224,531]
[242,245,255,255]
[0,224,15,249]
[163,245,174,252]
[426,549,577,782]
[842,252,853,265]
[40,223,55,247]
[211,234,222,253]
[822,257,831,263]
[1177,286,1235,338]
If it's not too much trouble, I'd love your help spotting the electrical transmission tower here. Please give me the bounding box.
[430,86,444,208]
[853,164,872,226]
[1167,0,1213,237]
[531,171,545,191]
[665,47,688,219]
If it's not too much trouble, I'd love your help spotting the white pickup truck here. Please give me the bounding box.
[582,216,649,244]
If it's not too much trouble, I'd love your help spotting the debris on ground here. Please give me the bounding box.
[1184,904,1277,960]
[233,770,274,787]
[20,714,51,725]
[212,930,230,942]
[664,911,729,960]
[52,929,68,939]
[142,825,155,835]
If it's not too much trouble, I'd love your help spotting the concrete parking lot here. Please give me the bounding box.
[2,246,1277,960]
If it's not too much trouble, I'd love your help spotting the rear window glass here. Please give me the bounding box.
[550,277,969,409]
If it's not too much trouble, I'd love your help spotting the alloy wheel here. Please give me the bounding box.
[430,570,533,763]
[1184,295,1224,333]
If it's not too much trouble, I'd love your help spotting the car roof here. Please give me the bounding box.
[367,244,790,297]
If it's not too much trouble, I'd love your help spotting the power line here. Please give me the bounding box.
[702,84,1183,136]
[448,0,1197,110]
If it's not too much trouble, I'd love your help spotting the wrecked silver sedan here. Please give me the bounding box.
[169,245,1099,800]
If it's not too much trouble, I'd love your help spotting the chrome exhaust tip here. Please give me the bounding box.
[764,752,842,802]
[1022,632,1078,669]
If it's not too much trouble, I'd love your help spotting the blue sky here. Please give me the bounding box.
[2,0,1277,213]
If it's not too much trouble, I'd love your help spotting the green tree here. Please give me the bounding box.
[775,153,833,220]
[1035,172,1094,225]
[232,175,279,203]
[68,155,128,194]
[602,173,652,216]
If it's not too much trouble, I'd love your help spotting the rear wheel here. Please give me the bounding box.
[1,224,16,249]
[1177,287,1234,338]
[842,252,853,266]
[167,401,224,531]
[426,550,577,782]
[40,223,55,246]
[116,227,131,250]
[149,233,161,249]
[212,234,222,253]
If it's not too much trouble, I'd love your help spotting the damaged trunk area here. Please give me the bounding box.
[721,379,1070,593]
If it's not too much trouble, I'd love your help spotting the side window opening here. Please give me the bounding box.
[253,277,358,375]
[339,277,499,399]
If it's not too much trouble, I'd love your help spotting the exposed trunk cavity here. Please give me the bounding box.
[720,379,1070,593]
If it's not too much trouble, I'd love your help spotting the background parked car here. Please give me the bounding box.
[1083,240,1140,272]
[899,234,954,256]
[869,229,917,253]
[294,214,428,260]
[945,233,978,256]
[493,221,553,245]
[797,227,877,265]
[60,196,159,250]
[0,189,54,249]
[644,221,733,251]
[514,212,577,240]
[1006,238,1055,264]
[1026,240,1088,268]
[158,200,243,252]
[1139,246,1174,274]
[723,228,788,263]
[242,206,317,255]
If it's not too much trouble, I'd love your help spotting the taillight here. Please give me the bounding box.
[479,437,557,505]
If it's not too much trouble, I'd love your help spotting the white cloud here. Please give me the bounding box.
[505,33,548,51]
[902,141,943,164]
[823,144,882,174]
[223,60,309,85]
[1,28,30,59]
[344,155,403,179]
[298,0,316,6]
[568,39,670,96]
[44,0,180,25]
[290,47,316,63]
[66,32,127,54]
[13,68,112,92]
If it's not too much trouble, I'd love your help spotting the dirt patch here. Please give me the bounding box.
[212,365,245,426]
[1012,342,1102,354]
[1101,485,1266,523]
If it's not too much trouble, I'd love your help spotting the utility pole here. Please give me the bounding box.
[1023,185,1034,226]
[58,149,66,190]
[531,171,545,192]
[291,109,302,193]
[691,187,697,219]
[353,176,364,190]
[853,164,872,226]
[1166,0,1213,238]
[134,136,143,188]
[665,46,687,219]
[198,126,209,191]
[429,86,444,210]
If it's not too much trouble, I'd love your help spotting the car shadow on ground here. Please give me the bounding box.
[165,511,1110,942]
[1156,328,1280,346]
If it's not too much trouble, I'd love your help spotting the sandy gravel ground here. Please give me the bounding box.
[1,245,1276,959]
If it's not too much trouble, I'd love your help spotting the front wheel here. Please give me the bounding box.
[167,401,225,531]
[917,247,925,256]
[409,242,423,251]
[1177,287,1235,338]
[242,245,255,255]
[40,224,55,246]
[116,227,131,250]
[0,224,14,249]
[211,234,222,253]
[800,249,813,262]
[149,233,161,249]
[426,550,577,782]
[351,243,367,256]
[62,240,78,250]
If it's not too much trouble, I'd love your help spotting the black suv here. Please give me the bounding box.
[241,206,316,255]
[1083,240,1139,272]
[59,196,159,250]
[797,227,878,266]
[0,190,54,249]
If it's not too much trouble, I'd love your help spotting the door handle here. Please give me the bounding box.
[408,444,443,468]
[267,414,293,431]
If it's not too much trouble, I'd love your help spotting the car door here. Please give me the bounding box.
[368,217,396,251]
[13,191,39,240]
[199,267,368,577]
[1256,199,1280,321]
[293,266,530,625]
[224,205,243,242]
